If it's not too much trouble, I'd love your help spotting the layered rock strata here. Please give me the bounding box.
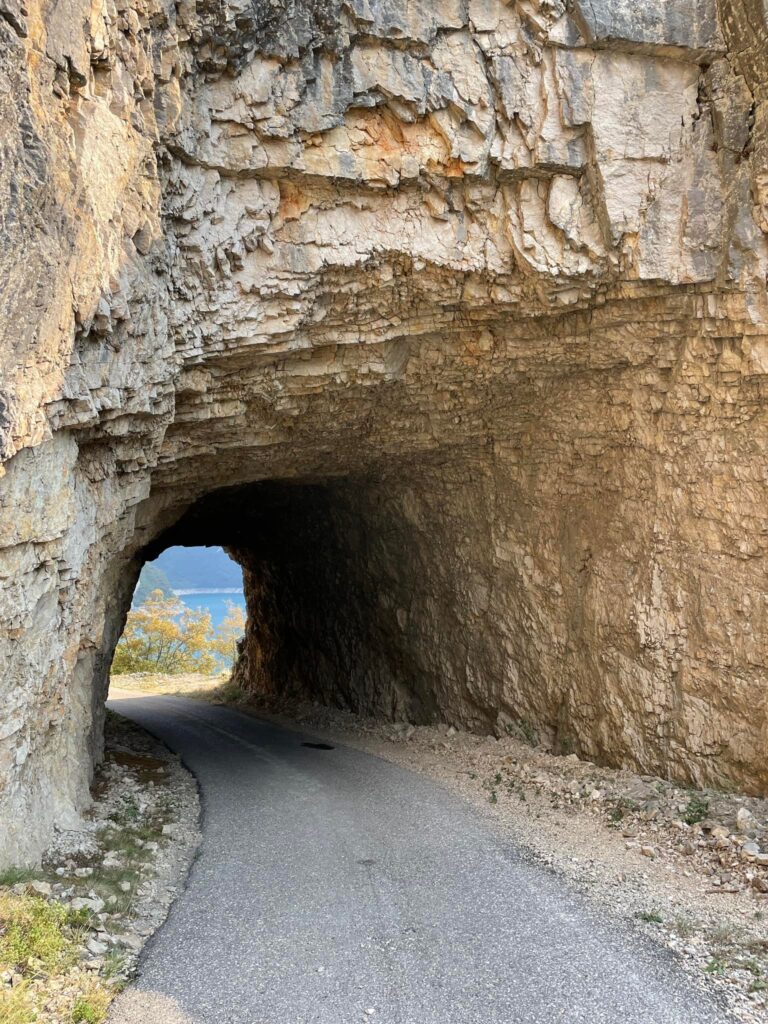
[1,0,767,864]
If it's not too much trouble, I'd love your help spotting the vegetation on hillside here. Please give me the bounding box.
[149,546,242,591]
[133,563,173,606]
[112,591,245,675]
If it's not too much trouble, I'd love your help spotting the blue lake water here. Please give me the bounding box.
[179,591,246,628]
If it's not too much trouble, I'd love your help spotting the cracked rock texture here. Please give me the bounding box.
[1,0,768,865]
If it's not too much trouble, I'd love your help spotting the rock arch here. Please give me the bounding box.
[1,0,768,864]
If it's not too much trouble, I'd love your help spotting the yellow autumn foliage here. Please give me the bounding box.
[210,602,247,665]
[112,591,245,675]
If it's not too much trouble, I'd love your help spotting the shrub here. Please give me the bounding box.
[683,794,709,825]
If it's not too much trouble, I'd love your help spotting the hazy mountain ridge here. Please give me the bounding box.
[137,547,242,602]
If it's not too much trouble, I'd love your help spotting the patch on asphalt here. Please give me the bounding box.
[301,741,335,750]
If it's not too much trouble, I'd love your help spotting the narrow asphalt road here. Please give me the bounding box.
[108,694,734,1024]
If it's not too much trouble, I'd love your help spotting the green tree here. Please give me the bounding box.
[112,590,218,675]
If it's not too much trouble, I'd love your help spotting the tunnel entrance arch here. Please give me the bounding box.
[3,0,768,872]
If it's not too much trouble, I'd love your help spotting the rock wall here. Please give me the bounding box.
[1,0,768,864]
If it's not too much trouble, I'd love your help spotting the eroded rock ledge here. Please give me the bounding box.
[1,0,768,864]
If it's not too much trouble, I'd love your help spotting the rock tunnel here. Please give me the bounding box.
[2,0,768,866]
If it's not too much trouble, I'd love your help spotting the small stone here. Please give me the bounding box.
[27,880,52,897]
[640,845,656,859]
[75,867,93,878]
[741,841,760,861]
[736,807,755,834]
[86,939,109,956]
[70,896,105,914]
[114,932,143,951]
[119,881,131,892]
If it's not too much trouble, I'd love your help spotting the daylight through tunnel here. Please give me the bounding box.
[120,384,768,809]
[141,466,511,730]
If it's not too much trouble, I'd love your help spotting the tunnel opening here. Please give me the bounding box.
[124,460,533,739]
[98,408,768,805]
[133,545,245,617]
[111,545,246,684]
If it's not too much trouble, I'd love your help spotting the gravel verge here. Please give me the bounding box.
[0,709,200,1023]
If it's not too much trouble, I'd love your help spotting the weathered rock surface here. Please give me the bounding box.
[1,0,768,864]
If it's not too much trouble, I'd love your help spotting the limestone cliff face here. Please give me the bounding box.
[1,0,768,864]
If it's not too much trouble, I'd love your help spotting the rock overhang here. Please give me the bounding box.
[1,0,768,865]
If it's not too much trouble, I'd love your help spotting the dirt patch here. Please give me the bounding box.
[108,989,197,1024]
[106,752,170,786]
[109,674,226,699]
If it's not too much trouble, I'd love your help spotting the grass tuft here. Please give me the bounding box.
[0,983,36,1024]
[0,868,40,888]
[683,794,709,826]
[636,909,664,925]
[102,948,129,981]
[71,987,112,1024]
[0,894,79,975]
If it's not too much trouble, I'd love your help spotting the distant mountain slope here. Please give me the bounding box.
[134,563,173,604]
[150,546,242,591]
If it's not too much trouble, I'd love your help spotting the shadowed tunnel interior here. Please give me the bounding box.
[139,471,476,728]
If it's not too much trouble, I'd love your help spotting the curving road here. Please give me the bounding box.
[108,694,734,1024]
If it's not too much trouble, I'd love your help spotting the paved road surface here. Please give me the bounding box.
[108,694,734,1024]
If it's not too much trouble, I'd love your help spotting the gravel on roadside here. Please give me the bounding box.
[0,710,200,1023]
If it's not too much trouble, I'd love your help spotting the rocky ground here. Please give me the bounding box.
[0,711,200,1023]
